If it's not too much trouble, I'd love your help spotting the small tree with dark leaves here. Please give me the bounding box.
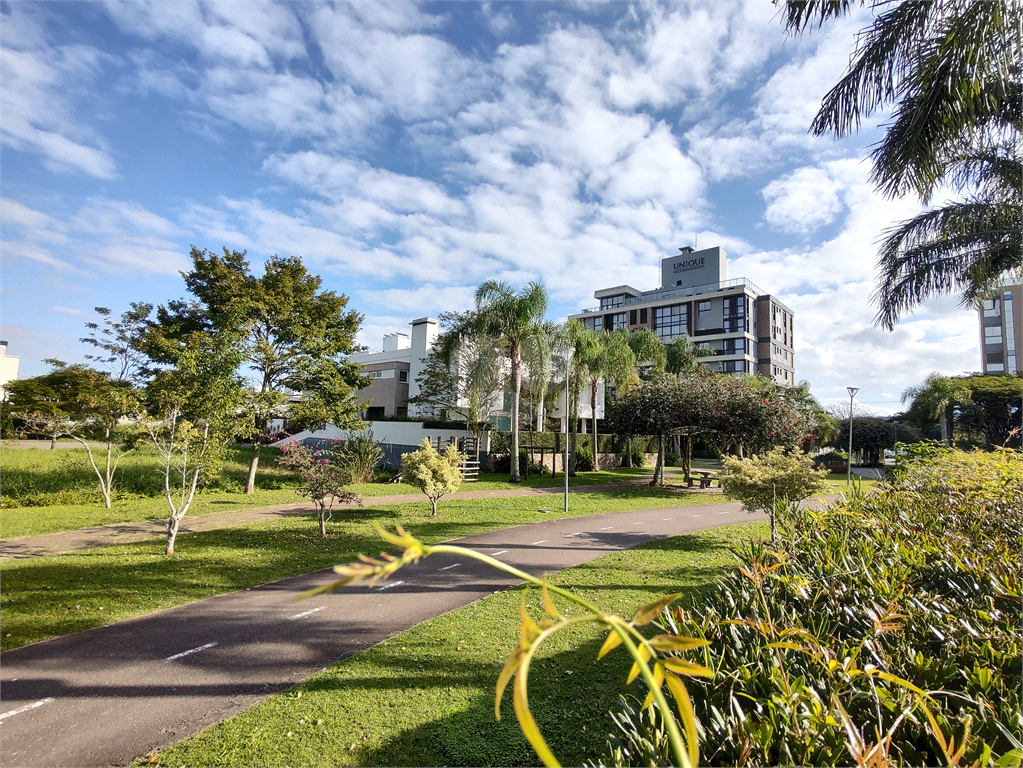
[278,441,361,537]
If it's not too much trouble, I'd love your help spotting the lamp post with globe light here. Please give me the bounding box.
[847,386,859,485]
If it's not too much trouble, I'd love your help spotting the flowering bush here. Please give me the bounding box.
[278,441,361,537]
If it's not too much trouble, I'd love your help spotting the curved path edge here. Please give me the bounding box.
[0,499,767,767]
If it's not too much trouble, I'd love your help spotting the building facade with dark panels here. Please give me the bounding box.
[569,246,796,386]
[979,283,1021,374]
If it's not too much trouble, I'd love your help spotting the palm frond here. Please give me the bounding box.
[873,198,1023,328]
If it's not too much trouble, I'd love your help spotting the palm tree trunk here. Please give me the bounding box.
[510,348,522,483]
[591,379,599,472]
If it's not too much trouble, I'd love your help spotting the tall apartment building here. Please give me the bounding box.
[979,283,1021,374]
[568,246,796,385]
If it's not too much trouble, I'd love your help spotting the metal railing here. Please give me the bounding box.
[577,277,766,314]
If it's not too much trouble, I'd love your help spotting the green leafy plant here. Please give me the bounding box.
[400,439,465,516]
[603,448,1023,767]
[303,524,713,768]
[333,429,384,483]
[719,446,830,542]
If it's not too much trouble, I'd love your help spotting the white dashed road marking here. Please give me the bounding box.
[289,606,325,620]
[662,517,675,521]
[600,526,613,530]
[0,698,54,721]
[530,540,546,545]
[718,510,732,515]
[164,642,218,663]
[376,580,405,591]
[438,563,462,571]
[491,550,508,556]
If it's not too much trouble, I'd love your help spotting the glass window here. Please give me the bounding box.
[655,304,688,341]
[585,316,603,332]
[988,363,1004,372]
[611,312,628,330]
[697,300,711,316]
[985,325,1003,339]
[399,370,408,383]
[600,295,624,309]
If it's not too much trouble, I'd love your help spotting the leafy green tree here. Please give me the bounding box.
[956,373,1023,446]
[705,375,812,458]
[5,361,138,507]
[664,335,714,376]
[901,372,973,445]
[836,416,898,465]
[627,328,667,378]
[142,333,250,554]
[784,0,1022,327]
[81,303,154,383]
[719,446,830,543]
[149,247,369,494]
[400,438,465,516]
[438,281,548,483]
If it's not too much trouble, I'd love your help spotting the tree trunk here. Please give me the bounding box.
[50,428,57,449]
[245,435,261,494]
[591,380,599,472]
[944,404,955,446]
[166,516,181,555]
[659,435,666,487]
[682,435,692,485]
[510,349,521,483]
[624,437,633,467]
[650,435,664,486]
[431,497,439,516]
[318,507,328,537]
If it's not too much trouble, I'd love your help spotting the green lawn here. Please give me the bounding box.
[149,521,767,768]
[1,448,654,538]
[350,466,653,497]
[0,487,734,652]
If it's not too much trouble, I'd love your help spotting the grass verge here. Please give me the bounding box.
[1,463,655,539]
[149,521,767,768]
[0,487,734,652]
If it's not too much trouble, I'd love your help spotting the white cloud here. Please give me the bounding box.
[0,8,117,178]
[762,166,846,233]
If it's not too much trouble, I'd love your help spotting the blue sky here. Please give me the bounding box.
[1,1,981,412]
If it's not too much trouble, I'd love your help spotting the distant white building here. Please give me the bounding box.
[0,341,20,398]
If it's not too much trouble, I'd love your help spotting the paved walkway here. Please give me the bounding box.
[0,471,712,560]
[0,499,759,767]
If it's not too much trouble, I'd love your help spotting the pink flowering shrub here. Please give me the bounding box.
[279,441,361,537]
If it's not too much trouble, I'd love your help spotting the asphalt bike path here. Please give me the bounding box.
[0,499,762,767]
[0,473,699,560]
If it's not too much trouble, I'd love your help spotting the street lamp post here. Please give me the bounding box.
[847,386,859,486]
[557,347,575,514]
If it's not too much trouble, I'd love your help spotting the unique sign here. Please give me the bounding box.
[661,246,727,290]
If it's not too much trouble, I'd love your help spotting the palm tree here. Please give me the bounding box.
[784,0,1021,327]
[901,372,973,445]
[574,328,636,471]
[439,281,548,483]
[626,328,667,378]
[664,334,714,376]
